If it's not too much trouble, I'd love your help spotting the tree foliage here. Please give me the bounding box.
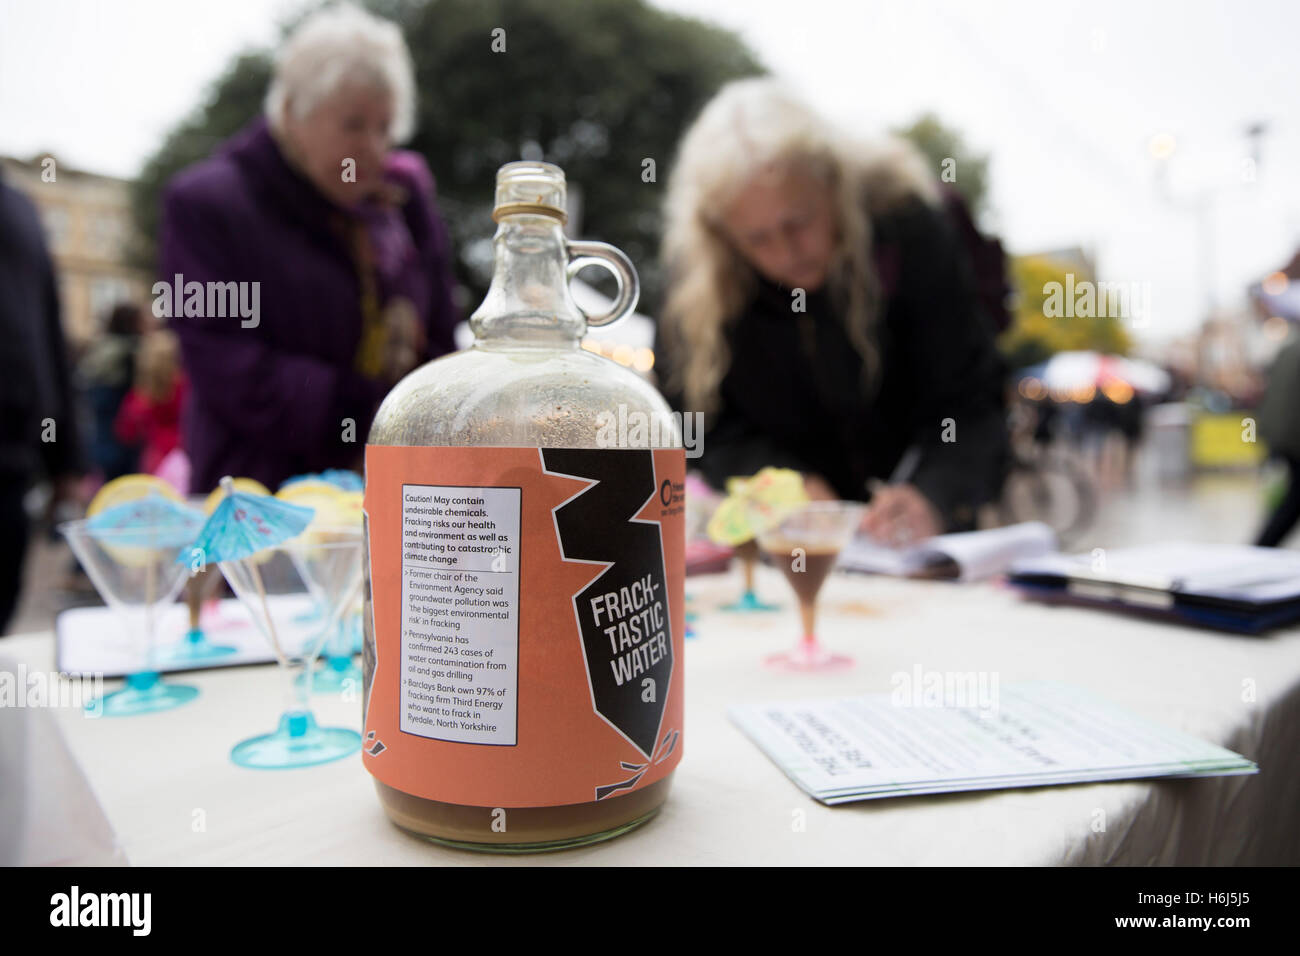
[1000,255,1132,369]
[894,112,990,221]
[130,0,765,314]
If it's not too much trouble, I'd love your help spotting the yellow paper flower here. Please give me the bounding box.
[706,467,808,546]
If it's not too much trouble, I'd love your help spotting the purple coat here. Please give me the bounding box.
[158,117,459,493]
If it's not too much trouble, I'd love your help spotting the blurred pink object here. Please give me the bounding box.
[685,471,717,506]
[685,471,729,574]
[154,447,191,495]
[686,539,733,576]
[78,473,103,502]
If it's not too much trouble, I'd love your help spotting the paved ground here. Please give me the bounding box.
[1078,454,1280,552]
[7,524,106,636]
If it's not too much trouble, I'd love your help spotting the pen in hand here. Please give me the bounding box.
[862,447,938,546]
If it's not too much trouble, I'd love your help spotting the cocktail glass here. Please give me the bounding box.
[220,526,363,768]
[720,539,781,612]
[757,502,865,670]
[301,609,363,693]
[155,564,238,665]
[59,521,200,715]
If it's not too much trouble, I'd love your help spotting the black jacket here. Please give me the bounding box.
[655,195,1008,532]
[0,172,81,482]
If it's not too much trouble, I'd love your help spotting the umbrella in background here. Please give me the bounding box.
[1017,351,1171,400]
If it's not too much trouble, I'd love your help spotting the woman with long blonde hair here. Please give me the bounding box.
[656,78,1008,541]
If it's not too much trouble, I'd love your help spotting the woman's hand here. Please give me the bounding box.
[861,483,941,546]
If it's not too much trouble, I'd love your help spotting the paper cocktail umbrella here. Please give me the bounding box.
[707,467,810,612]
[195,476,361,768]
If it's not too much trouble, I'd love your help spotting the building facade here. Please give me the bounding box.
[1,154,150,347]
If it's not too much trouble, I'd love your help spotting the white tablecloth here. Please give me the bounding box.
[3,567,1298,865]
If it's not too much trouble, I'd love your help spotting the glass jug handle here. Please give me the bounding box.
[565,240,640,328]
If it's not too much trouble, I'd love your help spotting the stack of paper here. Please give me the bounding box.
[1008,543,1300,633]
[730,681,1256,805]
[839,521,1056,581]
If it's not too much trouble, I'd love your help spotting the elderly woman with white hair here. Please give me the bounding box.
[655,78,1008,541]
[158,3,457,492]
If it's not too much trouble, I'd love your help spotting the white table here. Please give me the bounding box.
[4,566,1299,865]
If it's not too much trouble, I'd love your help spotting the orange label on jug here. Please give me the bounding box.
[362,445,685,808]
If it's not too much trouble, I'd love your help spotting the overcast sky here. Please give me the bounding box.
[2,0,1296,344]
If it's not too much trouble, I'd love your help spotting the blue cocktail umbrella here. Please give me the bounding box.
[194,476,361,769]
[186,476,315,565]
[65,493,207,715]
[90,491,229,667]
[183,475,314,662]
[88,492,205,550]
[279,469,363,493]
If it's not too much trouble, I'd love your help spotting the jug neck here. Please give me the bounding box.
[469,213,586,349]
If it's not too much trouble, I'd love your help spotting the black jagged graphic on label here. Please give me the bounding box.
[543,449,672,760]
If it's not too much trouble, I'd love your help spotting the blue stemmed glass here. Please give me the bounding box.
[59,520,200,716]
[219,526,363,768]
[719,538,781,612]
[155,564,239,665]
[296,606,363,694]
